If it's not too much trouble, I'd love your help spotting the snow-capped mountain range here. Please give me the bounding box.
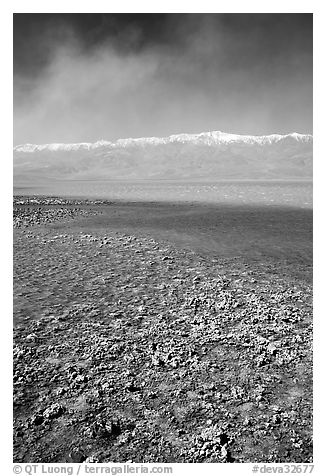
[14,130,313,182]
[14,131,312,153]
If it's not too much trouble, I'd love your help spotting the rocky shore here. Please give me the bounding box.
[13,196,109,228]
[13,198,313,463]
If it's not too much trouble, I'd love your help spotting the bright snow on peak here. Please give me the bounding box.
[13,130,312,153]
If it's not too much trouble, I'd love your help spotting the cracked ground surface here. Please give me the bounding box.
[13,199,312,463]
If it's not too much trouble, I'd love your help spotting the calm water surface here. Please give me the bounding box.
[14,180,313,282]
[14,180,313,209]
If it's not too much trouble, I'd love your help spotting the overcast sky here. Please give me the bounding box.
[13,13,312,145]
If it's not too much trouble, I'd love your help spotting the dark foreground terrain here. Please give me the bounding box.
[13,197,313,463]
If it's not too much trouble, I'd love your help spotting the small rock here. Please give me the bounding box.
[56,387,66,396]
[67,450,85,463]
[271,414,281,424]
[85,455,99,463]
[26,333,38,342]
[43,403,65,420]
[267,343,278,355]
[221,445,228,458]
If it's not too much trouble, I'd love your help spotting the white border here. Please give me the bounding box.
[4,3,323,475]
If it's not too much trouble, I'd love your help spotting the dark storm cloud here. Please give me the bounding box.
[13,14,312,144]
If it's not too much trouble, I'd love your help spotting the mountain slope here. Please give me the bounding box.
[13,130,313,182]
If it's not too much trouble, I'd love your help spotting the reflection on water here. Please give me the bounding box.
[13,180,313,208]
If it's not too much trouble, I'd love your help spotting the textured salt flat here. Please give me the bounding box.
[13,199,312,463]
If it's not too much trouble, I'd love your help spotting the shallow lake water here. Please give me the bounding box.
[14,180,313,209]
[14,180,313,279]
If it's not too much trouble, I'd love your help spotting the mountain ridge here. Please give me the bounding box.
[14,130,313,153]
[13,130,313,182]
